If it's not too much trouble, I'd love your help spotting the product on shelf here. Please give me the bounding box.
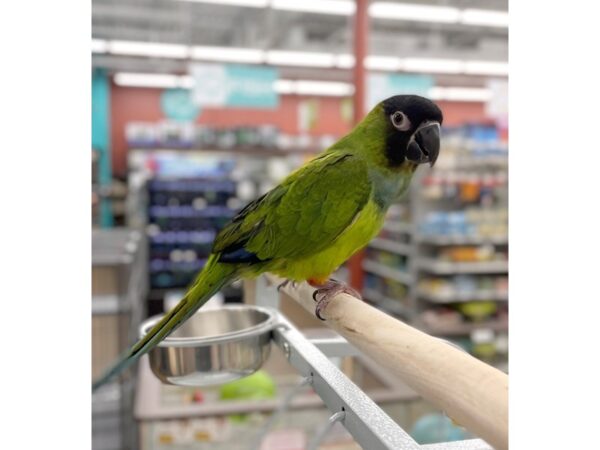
[418,207,508,239]
[126,120,338,152]
[417,275,508,302]
[146,173,240,290]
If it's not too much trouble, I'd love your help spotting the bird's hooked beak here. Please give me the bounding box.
[406,121,441,167]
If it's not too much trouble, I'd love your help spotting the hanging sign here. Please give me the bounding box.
[161,88,200,122]
[190,63,279,108]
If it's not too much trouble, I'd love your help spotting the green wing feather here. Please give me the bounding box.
[93,152,372,391]
[213,151,371,262]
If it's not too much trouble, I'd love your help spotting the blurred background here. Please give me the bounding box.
[91,1,508,449]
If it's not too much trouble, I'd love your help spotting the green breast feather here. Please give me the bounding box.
[212,150,413,282]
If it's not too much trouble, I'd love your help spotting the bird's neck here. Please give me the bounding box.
[368,164,417,210]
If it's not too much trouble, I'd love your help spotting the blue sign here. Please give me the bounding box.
[161,88,200,122]
[191,63,279,109]
[367,73,434,109]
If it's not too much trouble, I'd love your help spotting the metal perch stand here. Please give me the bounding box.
[140,273,507,449]
[260,274,508,450]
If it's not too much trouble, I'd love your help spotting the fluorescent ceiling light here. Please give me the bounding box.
[273,79,296,94]
[335,54,355,69]
[370,2,460,23]
[114,73,193,88]
[274,79,353,96]
[174,0,507,29]
[295,80,353,96]
[404,58,463,74]
[365,55,403,71]
[92,39,108,53]
[98,40,507,77]
[429,86,492,102]
[113,71,492,102]
[266,50,336,67]
[176,0,268,7]
[179,76,195,88]
[191,46,265,63]
[271,0,355,15]
[464,60,509,76]
[461,9,509,28]
[109,40,189,59]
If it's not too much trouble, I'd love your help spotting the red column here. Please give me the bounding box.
[348,0,369,291]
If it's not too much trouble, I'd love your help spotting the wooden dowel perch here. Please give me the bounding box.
[265,274,508,450]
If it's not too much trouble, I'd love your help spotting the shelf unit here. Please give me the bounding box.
[362,128,509,368]
[126,147,314,318]
[92,228,147,450]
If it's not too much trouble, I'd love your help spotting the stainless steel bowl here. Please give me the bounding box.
[140,305,277,386]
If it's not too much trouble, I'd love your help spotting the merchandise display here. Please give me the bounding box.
[91,0,508,448]
[363,125,509,370]
[126,121,336,153]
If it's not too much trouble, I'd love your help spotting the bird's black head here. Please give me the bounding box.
[381,95,443,168]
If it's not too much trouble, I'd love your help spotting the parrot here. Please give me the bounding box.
[92,94,443,391]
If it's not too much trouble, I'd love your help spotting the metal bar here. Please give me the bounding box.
[307,410,346,450]
[421,439,493,450]
[272,313,421,450]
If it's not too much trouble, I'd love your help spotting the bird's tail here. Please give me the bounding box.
[92,255,238,392]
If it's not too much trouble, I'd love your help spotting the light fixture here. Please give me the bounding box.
[272,79,296,94]
[464,60,509,76]
[271,0,355,16]
[114,71,492,103]
[266,50,336,67]
[404,58,463,74]
[461,9,509,28]
[92,39,108,53]
[273,79,353,96]
[335,54,355,69]
[295,80,354,96]
[109,40,190,59]
[176,0,268,7]
[99,40,507,77]
[173,0,507,29]
[369,2,461,23]
[113,73,193,88]
[179,76,195,88]
[428,86,492,102]
[191,46,265,63]
[365,55,404,71]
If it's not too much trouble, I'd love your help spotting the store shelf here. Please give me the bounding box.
[416,235,508,245]
[149,205,236,219]
[368,237,413,255]
[438,155,508,169]
[381,221,414,235]
[417,289,508,303]
[417,259,508,274]
[362,260,414,284]
[419,317,509,336]
[363,288,410,317]
[92,294,129,314]
[130,146,320,157]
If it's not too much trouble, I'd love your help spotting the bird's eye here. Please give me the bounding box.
[391,111,411,131]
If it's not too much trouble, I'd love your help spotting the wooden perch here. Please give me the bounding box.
[265,274,508,450]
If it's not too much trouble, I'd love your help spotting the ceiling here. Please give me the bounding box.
[92,0,508,87]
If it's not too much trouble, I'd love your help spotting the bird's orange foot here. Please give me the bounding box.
[277,279,297,291]
[309,279,362,321]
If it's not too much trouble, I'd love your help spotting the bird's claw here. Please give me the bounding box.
[311,279,362,321]
[277,279,297,291]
